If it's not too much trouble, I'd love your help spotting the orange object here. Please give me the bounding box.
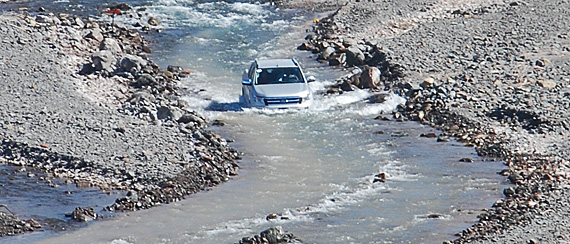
[106,9,122,15]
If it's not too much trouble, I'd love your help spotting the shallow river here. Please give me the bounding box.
[1,1,506,243]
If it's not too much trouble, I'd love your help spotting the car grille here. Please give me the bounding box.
[264,97,302,106]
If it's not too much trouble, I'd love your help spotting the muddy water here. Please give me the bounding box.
[0,0,506,243]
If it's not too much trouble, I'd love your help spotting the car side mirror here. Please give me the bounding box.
[242,78,252,85]
[307,76,316,82]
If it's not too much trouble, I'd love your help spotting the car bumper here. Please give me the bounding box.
[251,96,312,109]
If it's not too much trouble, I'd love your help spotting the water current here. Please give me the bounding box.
[0,0,507,243]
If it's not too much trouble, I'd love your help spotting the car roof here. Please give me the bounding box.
[256,59,298,68]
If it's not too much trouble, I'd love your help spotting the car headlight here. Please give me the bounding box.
[254,94,265,103]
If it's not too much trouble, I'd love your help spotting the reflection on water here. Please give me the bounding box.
[0,165,121,244]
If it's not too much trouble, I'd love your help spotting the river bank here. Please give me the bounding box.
[0,6,240,237]
[290,0,570,242]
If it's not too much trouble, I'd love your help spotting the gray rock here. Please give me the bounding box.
[345,45,365,66]
[133,74,156,87]
[120,54,147,73]
[369,93,389,103]
[359,66,381,89]
[319,46,336,60]
[85,29,104,42]
[91,50,115,72]
[99,38,122,54]
[260,226,285,243]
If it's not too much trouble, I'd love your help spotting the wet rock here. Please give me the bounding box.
[368,93,389,103]
[147,17,159,26]
[373,172,387,183]
[459,158,474,163]
[66,206,97,222]
[436,135,450,142]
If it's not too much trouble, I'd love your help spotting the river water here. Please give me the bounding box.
[1,1,506,243]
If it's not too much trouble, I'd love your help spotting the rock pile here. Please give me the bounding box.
[236,226,301,244]
[0,211,41,237]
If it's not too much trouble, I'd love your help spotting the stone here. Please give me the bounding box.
[67,207,97,222]
[459,158,474,163]
[373,172,387,183]
[73,17,85,28]
[537,79,556,89]
[99,38,122,54]
[178,112,206,126]
[369,93,389,103]
[421,77,435,88]
[35,15,55,25]
[266,213,279,221]
[340,79,355,91]
[260,226,285,243]
[91,50,116,72]
[133,74,156,87]
[503,187,516,197]
[328,53,346,66]
[128,91,156,104]
[420,133,438,138]
[437,135,450,142]
[120,55,147,73]
[148,17,159,26]
[156,106,183,121]
[319,46,336,60]
[345,45,365,66]
[85,29,104,42]
[359,66,381,89]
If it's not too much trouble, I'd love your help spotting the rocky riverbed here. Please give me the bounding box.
[290,0,570,242]
[0,6,239,237]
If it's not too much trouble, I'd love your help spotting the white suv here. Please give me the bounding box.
[241,59,315,109]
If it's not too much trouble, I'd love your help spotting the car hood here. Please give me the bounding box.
[254,83,310,97]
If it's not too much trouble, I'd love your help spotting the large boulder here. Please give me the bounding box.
[358,66,381,89]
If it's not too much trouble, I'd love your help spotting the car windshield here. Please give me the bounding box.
[256,67,303,85]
